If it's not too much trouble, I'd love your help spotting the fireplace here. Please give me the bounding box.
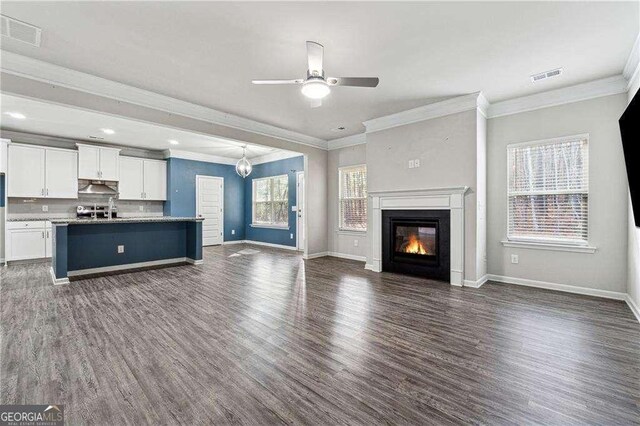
[382,210,450,281]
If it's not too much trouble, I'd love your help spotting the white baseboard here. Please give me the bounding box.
[364,263,376,271]
[327,252,366,262]
[67,257,193,278]
[222,240,246,245]
[625,295,640,324]
[49,267,70,285]
[186,258,203,265]
[243,240,298,251]
[487,274,627,300]
[303,251,328,260]
[464,274,488,288]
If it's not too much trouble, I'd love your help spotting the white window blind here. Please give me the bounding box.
[339,165,367,231]
[507,136,589,245]
[252,174,288,226]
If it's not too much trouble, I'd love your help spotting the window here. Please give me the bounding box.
[252,175,289,227]
[507,135,589,245]
[339,165,367,231]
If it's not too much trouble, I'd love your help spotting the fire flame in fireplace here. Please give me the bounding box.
[401,234,430,255]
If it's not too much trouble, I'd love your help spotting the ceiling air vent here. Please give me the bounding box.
[530,68,562,83]
[1,14,42,47]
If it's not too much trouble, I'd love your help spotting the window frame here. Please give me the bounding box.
[338,164,368,232]
[505,133,590,248]
[251,174,289,228]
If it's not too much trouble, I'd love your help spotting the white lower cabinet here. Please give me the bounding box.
[6,221,52,261]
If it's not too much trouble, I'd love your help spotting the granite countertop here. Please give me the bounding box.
[7,217,67,222]
[49,217,203,225]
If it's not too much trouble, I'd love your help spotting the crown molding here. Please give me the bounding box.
[363,92,485,133]
[163,149,237,165]
[0,51,328,150]
[487,75,628,118]
[327,133,366,150]
[251,150,302,165]
[624,34,640,90]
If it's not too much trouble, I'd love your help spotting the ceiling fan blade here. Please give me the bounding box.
[309,98,322,108]
[327,77,379,87]
[306,41,324,76]
[252,79,303,85]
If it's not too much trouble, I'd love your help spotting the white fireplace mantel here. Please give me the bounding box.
[367,186,469,286]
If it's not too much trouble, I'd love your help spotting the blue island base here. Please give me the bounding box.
[51,219,203,285]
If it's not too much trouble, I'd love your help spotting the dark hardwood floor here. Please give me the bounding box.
[1,244,639,425]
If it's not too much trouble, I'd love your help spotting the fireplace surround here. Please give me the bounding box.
[368,186,468,286]
[382,210,450,281]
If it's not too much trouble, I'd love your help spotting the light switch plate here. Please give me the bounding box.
[290,233,294,239]
[139,206,144,212]
[414,159,420,167]
[118,245,125,254]
[231,229,235,235]
[42,205,48,212]
[408,160,415,169]
[354,239,359,247]
[511,254,519,264]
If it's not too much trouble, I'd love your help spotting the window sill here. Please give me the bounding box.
[336,229,367,236]
[250,223,290,230]
[501,240,596,254]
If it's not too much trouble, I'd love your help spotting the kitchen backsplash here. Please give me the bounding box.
[7,196,164,219]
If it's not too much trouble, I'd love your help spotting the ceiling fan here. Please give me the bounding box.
[252,41,379,107]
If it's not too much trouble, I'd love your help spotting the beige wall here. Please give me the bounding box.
[327,144,368,260]
[487,94,629,292]
[365,109,483,281]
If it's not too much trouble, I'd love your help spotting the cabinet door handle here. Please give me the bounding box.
[41,188,44,196]
[42,231,45,239]
[46,231,49,238]
[46,189,49,196]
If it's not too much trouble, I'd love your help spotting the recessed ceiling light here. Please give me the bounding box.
[168,139,179,145]
[5,112,26,119]
[100,128,115,135]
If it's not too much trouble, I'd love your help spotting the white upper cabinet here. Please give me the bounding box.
[77,144,120,181]
[118,157,144,200]
[8,144,46,197]
[0,138,8,174]
[8,144,78,199]
[45,149,78,198]
[99,148,120,181]
[77,144,100,180]
[118,156,166,201]
[142,160,167,201]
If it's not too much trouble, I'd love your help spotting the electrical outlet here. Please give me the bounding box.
[231,229,235,235]
[42,205,48,212]
[139,206,144,212]
[117,245,125,254]
[511,254,519,264]
[290,233,294,239]
[354,239,359,247]
[408,160,415,169]
[414,159,420,168]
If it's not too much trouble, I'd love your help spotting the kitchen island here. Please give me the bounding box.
[50,217,203,284]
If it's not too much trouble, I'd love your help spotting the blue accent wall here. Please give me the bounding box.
[0,174,5,207]
[165,157,245,241]
[244,156,304,247]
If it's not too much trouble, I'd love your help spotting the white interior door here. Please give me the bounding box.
[296,172,305,251]
[196,176,223,246]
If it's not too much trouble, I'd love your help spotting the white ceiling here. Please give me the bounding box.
[0,2,638,140]
[0,94,292,159]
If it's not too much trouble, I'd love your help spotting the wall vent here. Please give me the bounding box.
[1,14,42,47]
[530,68,562,83]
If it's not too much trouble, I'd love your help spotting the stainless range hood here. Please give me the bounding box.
[78,181,118,195]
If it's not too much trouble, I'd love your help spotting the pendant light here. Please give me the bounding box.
[235,146,252,178]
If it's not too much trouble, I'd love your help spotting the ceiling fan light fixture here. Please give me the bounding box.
[301,80,330,99]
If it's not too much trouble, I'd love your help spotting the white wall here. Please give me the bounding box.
[487,94,629,293]
[365,109,483,281]
[327,144,368,260]
[627,77,640,312]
